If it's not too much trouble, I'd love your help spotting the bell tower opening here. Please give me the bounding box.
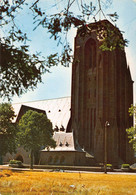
[85,38,96,69]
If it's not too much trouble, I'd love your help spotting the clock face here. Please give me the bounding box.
[97,30,107,41]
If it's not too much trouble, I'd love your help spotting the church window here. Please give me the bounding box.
[60,156,65,164]
[94,89,96,98]
[94,108,96,128]
[90,108,92,130]
[48,156,53,164]
[59,142,63,147]
[98,54,102,67]
[89,47,93,68]
[65,142,69,147]
[54,156,59,164]
[54,125,59,132]
[85,38,96,69]
[88,90,90,99]
[60,125,65,131]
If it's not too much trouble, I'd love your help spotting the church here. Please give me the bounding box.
[3,20,134,166]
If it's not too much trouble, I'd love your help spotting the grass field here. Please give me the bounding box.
[0,170,136,194]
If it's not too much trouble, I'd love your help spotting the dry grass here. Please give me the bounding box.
[0,170,136,194]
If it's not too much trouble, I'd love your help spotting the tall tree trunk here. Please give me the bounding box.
[30,149,34,169]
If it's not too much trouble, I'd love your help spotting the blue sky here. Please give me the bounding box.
[1,0,136,104]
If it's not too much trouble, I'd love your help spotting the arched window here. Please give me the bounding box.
[85,38,96,69]
[98,54,102,67]
[15,154,23,163]
[54,156,59,164]
[48,156,53,164]
[60,156,65,164]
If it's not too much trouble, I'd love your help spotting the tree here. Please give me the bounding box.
[0,103,17,164]
[1,41,49,100]
[126,105,136,152]
[0,0,127,100]
[18,110,56,169]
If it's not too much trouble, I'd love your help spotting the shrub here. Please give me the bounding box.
[107,164,112,167]
[121,164,130,169]
[106,164,113,171]
[9,160,22,166]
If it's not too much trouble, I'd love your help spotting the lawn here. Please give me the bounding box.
[0,170,136,194]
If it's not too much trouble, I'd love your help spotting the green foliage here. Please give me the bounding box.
[0,103,17,156]
[0,39,50,100]
[99,28,128,51]
[9,159,22,166]
[18,110,56,168]
[18,110,56,150]
[0,0,129,101]
[0,0,60,100]
[78,20,128,51]
[106,164,112,167]
[0,1,128,86]
[126,105,136,151]
[121,164,130,168]
[32,0,126,60]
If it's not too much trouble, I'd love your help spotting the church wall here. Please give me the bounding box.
[3,147,30,164]
[40,151,86,166]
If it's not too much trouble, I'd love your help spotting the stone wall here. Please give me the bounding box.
[40,151,86,166]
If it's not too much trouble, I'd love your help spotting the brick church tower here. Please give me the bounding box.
[70,20,134,165]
